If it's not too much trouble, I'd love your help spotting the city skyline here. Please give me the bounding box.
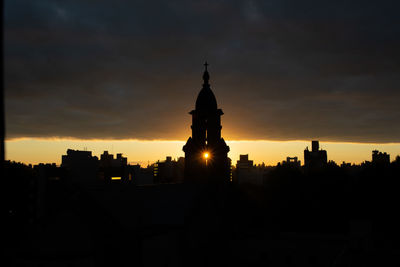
[6,138,400,167]
[5,59,400,166]
[4,59,400,166]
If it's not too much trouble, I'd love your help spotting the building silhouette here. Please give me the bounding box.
[304,140,327,170]
[183,63,230,184]
[281,156,301,168]
[153,156,184,184]
[234,154,265,185]
[61,149,99,182]
[99,151,129,182]
[129,164,154,185]
[372,150,390,166]
[100,151,127,167]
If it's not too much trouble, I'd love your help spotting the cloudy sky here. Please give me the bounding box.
[5,0,400,143]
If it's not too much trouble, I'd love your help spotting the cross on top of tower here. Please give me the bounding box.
[204,61,209,71]
[203,61,210,86]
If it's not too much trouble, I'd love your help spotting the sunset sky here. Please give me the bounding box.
[5,138,400,167]
[4,0,400,165]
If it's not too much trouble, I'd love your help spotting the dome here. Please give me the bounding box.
[195,86,218,111]
[195,67,218,111]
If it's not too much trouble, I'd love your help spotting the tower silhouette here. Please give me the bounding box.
[183,62,230,184]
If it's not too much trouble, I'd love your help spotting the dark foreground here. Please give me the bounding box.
[6,176,400,267]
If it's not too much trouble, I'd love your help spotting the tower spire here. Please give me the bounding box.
[183,62,230,184]
[203,61,210,86]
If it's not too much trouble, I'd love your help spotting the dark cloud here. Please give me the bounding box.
[5,0,400,142]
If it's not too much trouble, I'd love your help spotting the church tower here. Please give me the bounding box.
[183,63,230,184]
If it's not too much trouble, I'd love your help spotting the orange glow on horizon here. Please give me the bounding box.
[5,138,400,167]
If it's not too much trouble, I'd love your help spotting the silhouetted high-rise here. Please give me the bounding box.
[304,140,327,170]
[372,150,390,165]
[61,149,99,182]
[183,63,230,184]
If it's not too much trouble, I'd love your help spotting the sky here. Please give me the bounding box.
[4,0,400,164]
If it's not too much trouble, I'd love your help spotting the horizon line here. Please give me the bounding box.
[5,137,400,145]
